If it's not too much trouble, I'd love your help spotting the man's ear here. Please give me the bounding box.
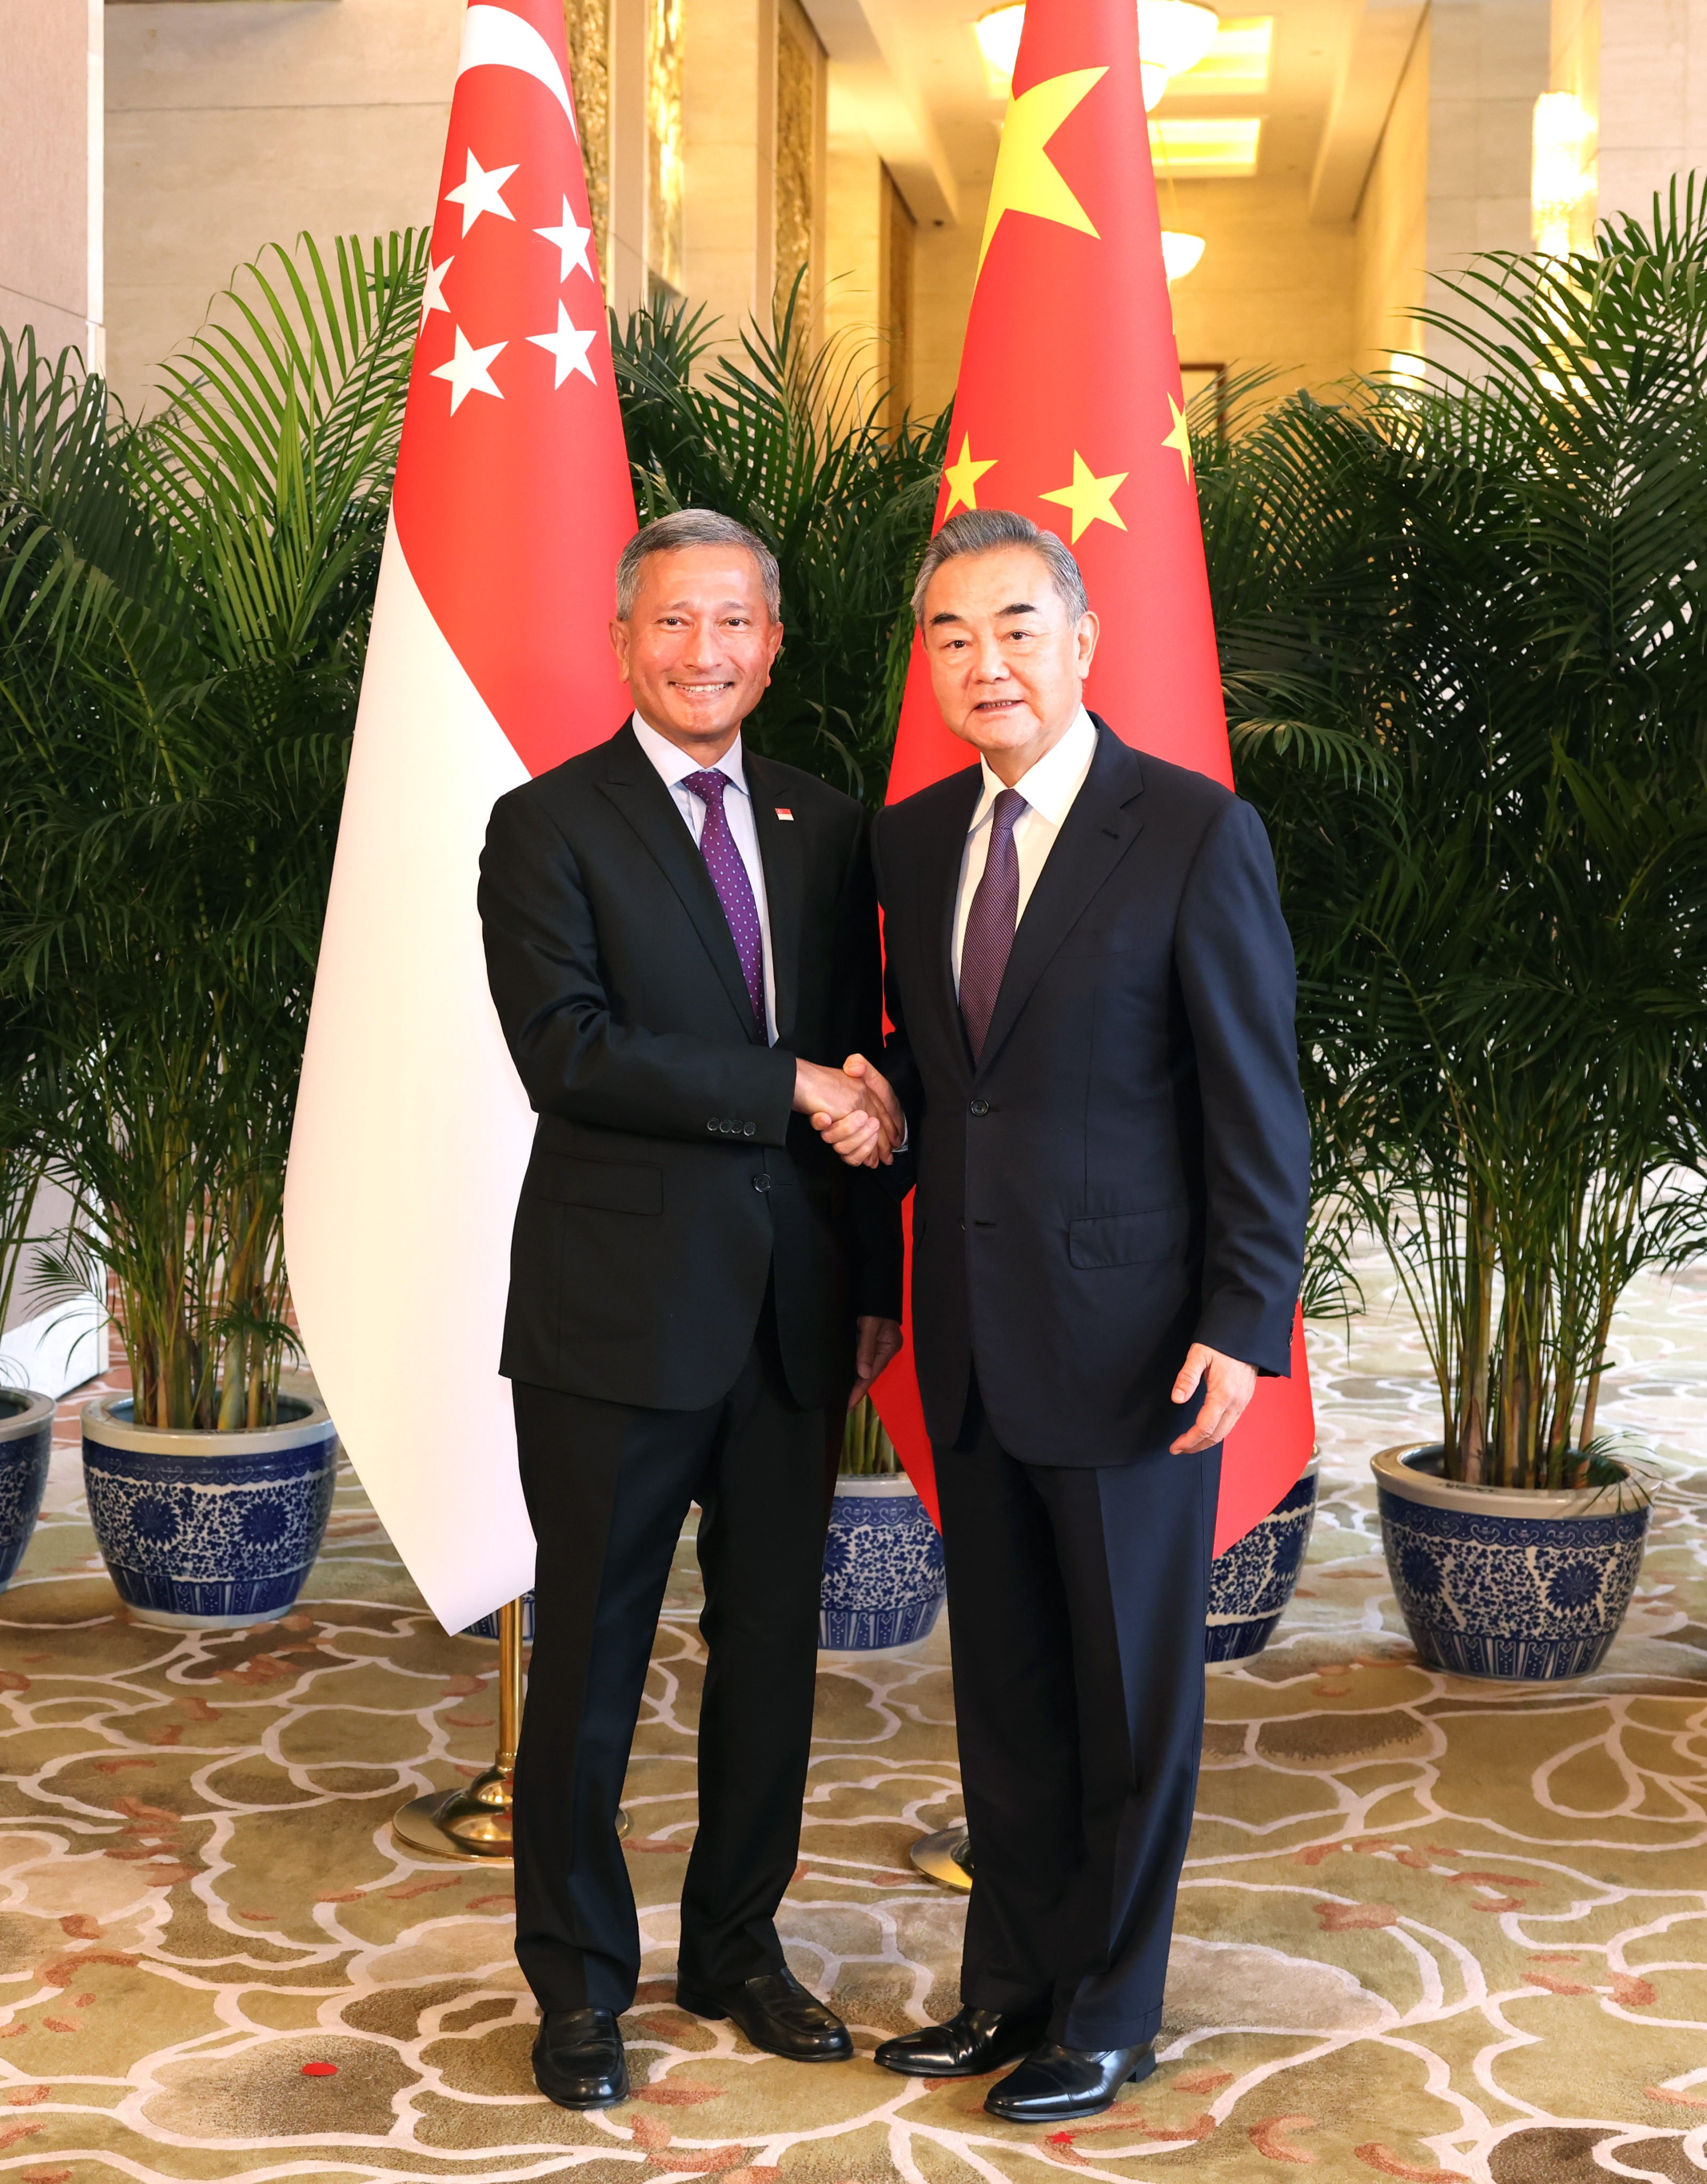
[609,618,631,679]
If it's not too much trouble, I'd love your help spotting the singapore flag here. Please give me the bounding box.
[285,0,637,1630]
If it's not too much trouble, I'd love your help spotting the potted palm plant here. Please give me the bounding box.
[1206,186,1707,1680]
[0,236,428,1625]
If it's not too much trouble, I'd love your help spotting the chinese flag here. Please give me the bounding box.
[285,0,638,1629]
[872,0,1314,1554]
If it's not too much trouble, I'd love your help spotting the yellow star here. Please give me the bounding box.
[1162,394,1193,479]
[1038,451,1129,543]
[943,433,997,515]
[978,68,1107,276]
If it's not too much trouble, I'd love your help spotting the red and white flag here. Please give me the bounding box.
[873,0,1313,1553]
[284,0,637,1630]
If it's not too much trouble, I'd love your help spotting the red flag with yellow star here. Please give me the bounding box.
[872,0,1314,1554]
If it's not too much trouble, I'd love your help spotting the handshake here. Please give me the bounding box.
[792,1054,905,1169]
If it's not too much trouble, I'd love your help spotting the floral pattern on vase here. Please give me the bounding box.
[82,1392,339,1629]
[821,1475,946,1651]
[0,1390,54,1589]
[1206,1456,1320,1660]
[1375,1444,1650,1681]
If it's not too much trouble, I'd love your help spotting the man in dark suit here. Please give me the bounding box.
[479,509,903,2110]
[827,508,1307,2123]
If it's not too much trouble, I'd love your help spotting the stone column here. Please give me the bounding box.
[682,0,776,335]
[0,0,103,371]
[1551,0,1707,231]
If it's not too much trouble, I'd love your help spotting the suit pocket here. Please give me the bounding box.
[533,1153,663,1215]
[1068,1204,1188,1268]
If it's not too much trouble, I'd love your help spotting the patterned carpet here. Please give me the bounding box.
[1,1250,1705,2183]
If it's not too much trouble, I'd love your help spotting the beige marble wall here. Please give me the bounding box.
[823,131,885,389]
[0,0,103,369]
[1552,0,1707,232]
[1163,178,1357,402]
[909,214,977,419]
[1354,11,1430,370]
[105,0,463,413]
[681,0,776,338]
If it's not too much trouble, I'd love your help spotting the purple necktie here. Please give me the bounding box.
[681,769,767,1035]
[959,788,1026,1063]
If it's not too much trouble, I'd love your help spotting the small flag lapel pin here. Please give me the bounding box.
[775,807,794,821]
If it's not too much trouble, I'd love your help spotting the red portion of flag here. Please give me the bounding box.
[393,0,636,776]
[874,0,1313,1554]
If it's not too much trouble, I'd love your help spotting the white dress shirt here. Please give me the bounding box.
[952,705,1099,994]
[632,712,778,1042]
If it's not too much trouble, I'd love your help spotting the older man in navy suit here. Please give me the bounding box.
[823,509,1308,2124]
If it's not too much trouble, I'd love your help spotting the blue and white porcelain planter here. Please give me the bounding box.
[82,1386,339,1629]
[821,1473,946,1652]
[1206,1453,1320,1661]
[1374,1443,1650,1682]
[0,1390,54,1590]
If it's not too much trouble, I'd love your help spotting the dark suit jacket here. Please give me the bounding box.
[480,722,901,1414]
[873,715,1308,1465]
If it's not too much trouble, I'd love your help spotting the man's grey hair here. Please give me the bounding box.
[911,508,1089,626]
[615,508,782,621]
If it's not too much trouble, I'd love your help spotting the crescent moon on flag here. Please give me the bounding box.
[457,4,578,137]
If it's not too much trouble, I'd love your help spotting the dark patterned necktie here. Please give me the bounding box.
[681,769,767,1035]
[959,788,1026,1062]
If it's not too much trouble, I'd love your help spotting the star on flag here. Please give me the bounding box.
[431,326,507,413]
[420,255,453,333]
[943,434,997,516]
[445,148,519,235]
[1040,451,1129,541]
[535,195,594,283]
[529,302,597,388]
[1162,395,1194,479]
[978,67,1107,273]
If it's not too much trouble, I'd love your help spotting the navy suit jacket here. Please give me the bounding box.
[872,715,1308,1464]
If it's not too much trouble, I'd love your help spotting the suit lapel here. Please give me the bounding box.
[745,753,803,1045]
[976,721,1146,1073]
[597,724,759,1035]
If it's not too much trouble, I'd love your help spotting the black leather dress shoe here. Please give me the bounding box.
[874,2005,1050,2078]
[675,1968,853,2061]
[984,2041,1156,2123]
[532,2007,629,2108]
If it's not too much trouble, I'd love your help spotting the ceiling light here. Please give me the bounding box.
[975,0,1220,109]
[1138,1,1220,107]
[1166,14,1272,97]
[1149,115,1262,176]
[1162,231,1206,280]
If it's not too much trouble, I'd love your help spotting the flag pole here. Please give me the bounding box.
[393,1599,630,1860]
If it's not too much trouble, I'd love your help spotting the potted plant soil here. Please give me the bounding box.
[0,243,425,1625]
[820,1398,946,1652]
[1209,199,1707,1680]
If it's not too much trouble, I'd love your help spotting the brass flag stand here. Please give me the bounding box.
[394,1598,631,1860]
[910,1824,972,1891]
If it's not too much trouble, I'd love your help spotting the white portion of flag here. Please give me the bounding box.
[284,517,534,1634]
[457,4,578,136]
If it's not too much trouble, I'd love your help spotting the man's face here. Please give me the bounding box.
[920,544,1098,768]
[610,544,784,755]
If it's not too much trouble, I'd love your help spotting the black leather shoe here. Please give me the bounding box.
[874,2005,1050,2078]
[532,2006,629,2108]
[675,1968,852,2061]
[984,2041,1156,2123]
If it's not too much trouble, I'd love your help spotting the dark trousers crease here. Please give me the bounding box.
[935,1408,1220,2050]
[510,1303,829,2016]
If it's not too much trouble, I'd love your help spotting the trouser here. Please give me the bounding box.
[510,1300,829,2015]
[933,1393,1220,2050]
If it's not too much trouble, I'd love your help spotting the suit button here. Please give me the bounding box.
[706,1119,718,1132]
[969,1098,989,1117]
[744,1121,755,1137]
[720,1120,733,1135]
[752,1173,772,1193]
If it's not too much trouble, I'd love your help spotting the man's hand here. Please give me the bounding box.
[849,1316,904,1409]
[1169,1344,1258,1455]
[795,1054,904,1168]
